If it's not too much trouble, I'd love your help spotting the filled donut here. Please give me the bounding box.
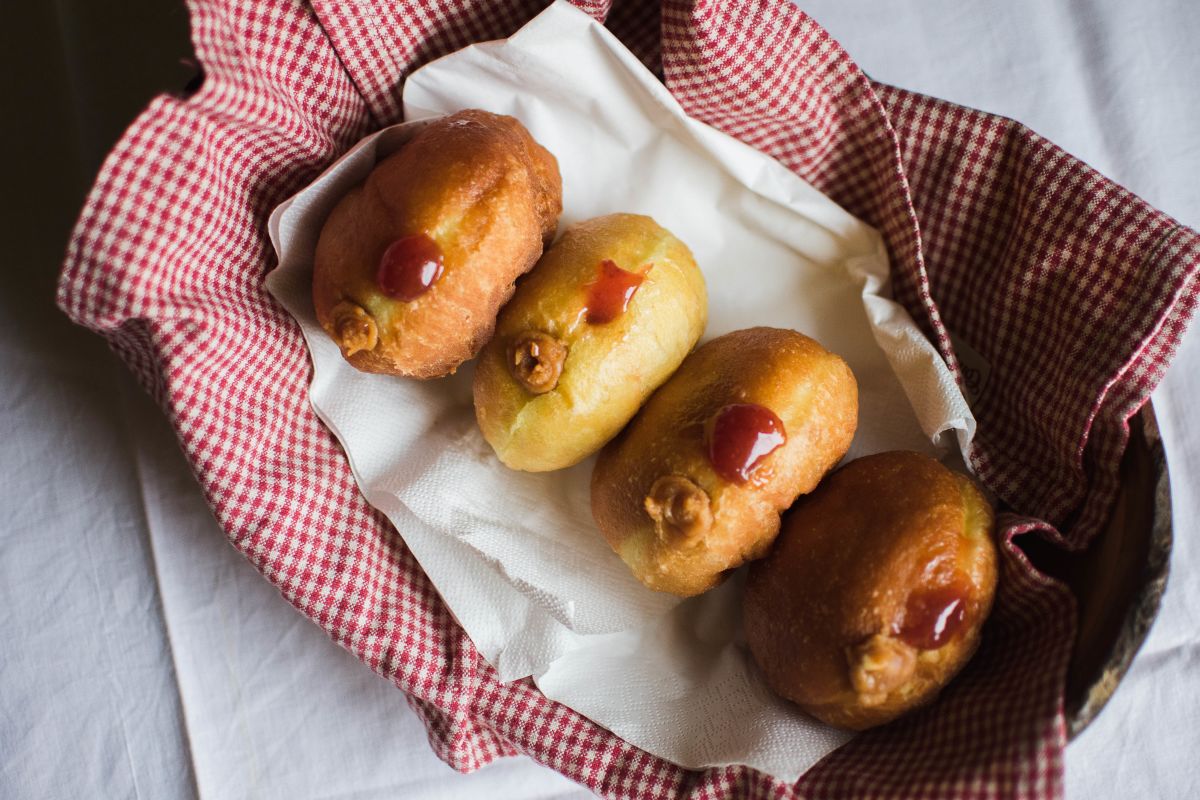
[313,109,562,378]
[744,450,998,730]
[591,327,858,596]
[473,213,707,471]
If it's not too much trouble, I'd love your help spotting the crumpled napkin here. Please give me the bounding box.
[265,1,973,781]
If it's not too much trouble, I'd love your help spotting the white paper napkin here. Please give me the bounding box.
[265,1,974,781]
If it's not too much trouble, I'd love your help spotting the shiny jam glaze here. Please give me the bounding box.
[583,259,647,324]
[376,233,444,301]
[897,584,969,650]
[707,403,787,484]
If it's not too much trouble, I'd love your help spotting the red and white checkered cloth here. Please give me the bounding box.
[58,1,1200,797]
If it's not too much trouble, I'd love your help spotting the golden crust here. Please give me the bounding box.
[313,109,562,378]
[590,327,858,597]
[743,450,999,730]
[473,214,707,471]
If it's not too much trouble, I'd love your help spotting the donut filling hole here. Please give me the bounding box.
[644,474,712,546]
[509,330,567,394]
[331,301,379,356]
[846,634,918,707]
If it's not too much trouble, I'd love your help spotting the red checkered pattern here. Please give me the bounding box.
[57,0,1200,798]
[872,85,1200,549]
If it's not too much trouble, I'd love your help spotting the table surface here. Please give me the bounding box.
[3,1,1197,798]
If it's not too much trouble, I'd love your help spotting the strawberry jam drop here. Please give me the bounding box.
[377,234,444,301]
[898,584,969,650]
[584,259,647,324]
[707,403,787,484]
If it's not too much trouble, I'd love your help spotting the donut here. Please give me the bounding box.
[313,109,562,378]
[590,327,858,596]
[743,450,998,730]
[473,213,707,471]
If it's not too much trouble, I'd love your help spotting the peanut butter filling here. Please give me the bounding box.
[644,475,712,546]
[509,330,567,394]
[331,301,378,356]
[847,634,917,706]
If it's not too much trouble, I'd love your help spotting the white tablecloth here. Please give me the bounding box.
[3,1,1197,797]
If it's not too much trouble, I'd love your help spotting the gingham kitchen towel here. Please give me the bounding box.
[58,1,1200,797]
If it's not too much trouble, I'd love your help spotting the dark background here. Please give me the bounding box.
[1,1,193,372]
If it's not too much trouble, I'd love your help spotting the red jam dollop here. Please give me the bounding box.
[583,259,647,324]
[707,403,787,484]
[377,233,444,301]
[897,584,969,650]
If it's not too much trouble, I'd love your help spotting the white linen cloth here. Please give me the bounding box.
[1,1,1196,798]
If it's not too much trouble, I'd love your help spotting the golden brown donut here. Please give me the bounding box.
[313,109,562,378]
[744,450,998,730]
[473,213,707,472]
[590,327,858,597]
